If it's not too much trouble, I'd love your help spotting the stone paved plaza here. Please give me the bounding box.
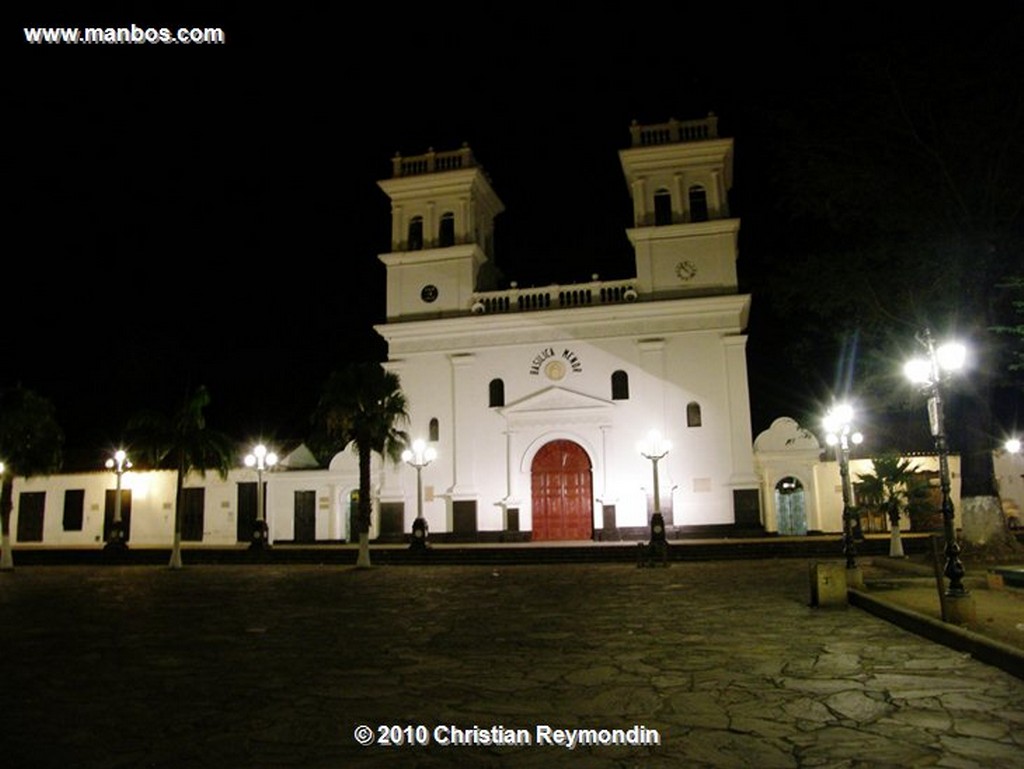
[1,559,1022,768]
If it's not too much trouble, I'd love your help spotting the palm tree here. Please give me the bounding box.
[857,453,931,558]
[309,363,409,568]
[128,385,233,569]
[0,386,64,571]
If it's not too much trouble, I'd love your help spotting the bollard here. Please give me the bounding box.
[810,561,848,607]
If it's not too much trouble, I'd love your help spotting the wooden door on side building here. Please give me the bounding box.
[181,488,205,542]
[294,490,316,543]
[237,482,257,542]
[530,440,593,541]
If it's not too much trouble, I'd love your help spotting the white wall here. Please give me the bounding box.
[390,324,753,534]
[9,461,361,548]
[994,450,1023,525]
[10,440,1008,546]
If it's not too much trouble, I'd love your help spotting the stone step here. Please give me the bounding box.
[8,534,945,567]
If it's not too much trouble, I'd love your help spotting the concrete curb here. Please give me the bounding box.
[848,588,1024,681]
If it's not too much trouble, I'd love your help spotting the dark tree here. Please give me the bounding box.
[0,386,64,570]
[128,385,234,569]
[309,363,409,568]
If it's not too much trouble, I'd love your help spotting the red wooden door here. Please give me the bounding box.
[531,440,593,541]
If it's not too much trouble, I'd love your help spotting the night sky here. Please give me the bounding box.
[11,6,1023,468]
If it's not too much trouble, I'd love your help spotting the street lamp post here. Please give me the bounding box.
[638,430,671,565]
[244,444,277,550]
[824,404,864,581]
[104,450,131,552]
[904,329,973,621]
[402,439,436,550]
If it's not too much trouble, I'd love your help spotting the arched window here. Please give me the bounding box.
[653,188,673,226]
[686,401,702,427]
[438,212,455,247]
[611,370,629,400]
[489,378,505,408]
[428,418,439,442]
[688,186,709,222]
[408,216,424,251]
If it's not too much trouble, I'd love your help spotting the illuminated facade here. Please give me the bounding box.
[369,116,761,541]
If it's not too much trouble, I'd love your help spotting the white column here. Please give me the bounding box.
[459,196,470,245]
[599,424,611,502]
[380,360,406,503]
[631,179,646,226]
[503,428,513,501]
[448,353,477,495]
[672,172,684,223]
[391,203,403,250]
[761,469,778,533]
[325,484,337,540]
[723,335,759,486]
[710,169,726,218]
[637,338,666,431]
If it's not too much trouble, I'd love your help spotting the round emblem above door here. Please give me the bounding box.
[421,284,439,303]
[544,360,566,381]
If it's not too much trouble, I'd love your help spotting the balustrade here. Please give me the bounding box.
[471,278,637,315]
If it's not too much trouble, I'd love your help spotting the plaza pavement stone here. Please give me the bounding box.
[0,559,1021,768]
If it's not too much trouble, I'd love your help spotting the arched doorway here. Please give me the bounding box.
[530,440,593,541]
[775,476,807,535]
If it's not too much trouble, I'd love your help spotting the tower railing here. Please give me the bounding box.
[629,114,719,147]
[391,145,476,177]
[470,277,638,315]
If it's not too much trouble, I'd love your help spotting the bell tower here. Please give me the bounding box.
[377,144,504,320]
[619,114,739,299]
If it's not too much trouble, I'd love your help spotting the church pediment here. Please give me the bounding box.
[499,386,613,427]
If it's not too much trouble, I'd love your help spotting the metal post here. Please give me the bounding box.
[256,465,265,528]
[104,451,130,552]
[251,463,269,550]
[838,436,857,569]
[824,404,863,583]
[415,464,423,521]
[638,431,670,566]
[921,331,967,597]
[650,454,665,543]
[904,329,971,617]
[403,439,435,550]
[245,444,277,551]
[114,471,122,529]
[935,423,967,596]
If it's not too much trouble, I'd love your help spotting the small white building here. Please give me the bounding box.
[8,445,365,548]
[752,415,1024,536]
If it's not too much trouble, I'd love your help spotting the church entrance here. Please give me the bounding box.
[530,440,593,541]
[775,476,808,535]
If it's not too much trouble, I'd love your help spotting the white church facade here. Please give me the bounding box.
[370,115,761,542]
